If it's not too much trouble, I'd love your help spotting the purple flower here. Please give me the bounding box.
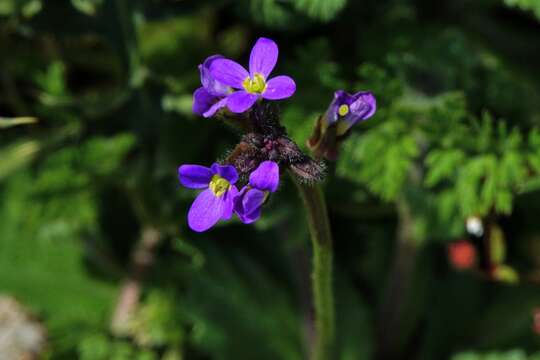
[209,37,296,114]
[324,90,376,136]
[234,161,280,224]
[192,55,231,118]
[178,163,239,232]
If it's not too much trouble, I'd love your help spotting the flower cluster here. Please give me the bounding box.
[180,37,376,232]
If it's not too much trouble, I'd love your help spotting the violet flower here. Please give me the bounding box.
[192,55,231,118]
[234,161,279,224]
[324,90,376,136]
[209,37,296,114]
[178,163,239,232]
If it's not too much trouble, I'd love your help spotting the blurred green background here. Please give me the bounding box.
[2,0,540,359]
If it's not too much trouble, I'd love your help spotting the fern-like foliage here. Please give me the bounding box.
[248,0,347,26]
[504,0,540,20]
[453,349,540,360]
[293,0,347,22]
[338,62,540,241]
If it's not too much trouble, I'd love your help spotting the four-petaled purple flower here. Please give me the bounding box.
[178,163,239,232]
[324,90,376,136]
[209,37,296,114]
[193,55,231,118]
[234,161,280,224]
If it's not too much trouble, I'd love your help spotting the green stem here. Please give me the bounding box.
[293,176,335,360]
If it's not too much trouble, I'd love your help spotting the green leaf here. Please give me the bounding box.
[504,0,540,21]
[489,224,506,265]
[492,265,520,284]
[249,0,294,28]
[424,149,465,187]
[452,349,532,360]
[0,0,41,17]
[293,0,347,21]
[0,139,41,181]
[80,134,136,176]
[0,117,37,129]
[71,0,102,15]
[338,118,419,201]
[0,173,115,352]
[22,0,41,17]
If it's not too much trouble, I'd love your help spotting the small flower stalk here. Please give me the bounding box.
[308,90,376,160]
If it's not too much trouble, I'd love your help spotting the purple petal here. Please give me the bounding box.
[262,76,296,100]
[178,164,213,189]
[336,90,355,105]
[249,37,278,79]
[234,188,265,224]
[187,188,225,232]
[240,206,262,224]
[193,87,218,116]
[200,55,230,96]
[351,91,377,120]
[323,90,348,125]
[337,91,377,135]
[202,97,228,118]
[226,91,259,113]
[324,90,376,130]
[210,59,249,89]
[210,163,239,184]
[221,185,238,220]
[249,161,280,192]
[242,189,266,215]
[233,186,248,215]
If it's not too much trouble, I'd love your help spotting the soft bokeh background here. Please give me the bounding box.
[2,0,540,359]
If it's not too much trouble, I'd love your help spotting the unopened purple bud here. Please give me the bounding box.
[308,89,376,160]
[324,90,376,136]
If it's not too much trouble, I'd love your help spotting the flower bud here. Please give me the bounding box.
[308,90,376,160]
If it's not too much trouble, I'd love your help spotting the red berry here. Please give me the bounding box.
[448,240,477,270]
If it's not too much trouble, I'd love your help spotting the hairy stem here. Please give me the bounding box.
[293,176,335,360]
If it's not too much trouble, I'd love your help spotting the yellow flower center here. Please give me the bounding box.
[338,104,349,117]
[243,73,267,94]
[209,175,230,197]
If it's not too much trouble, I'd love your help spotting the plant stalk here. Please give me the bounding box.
[293,176,335,360]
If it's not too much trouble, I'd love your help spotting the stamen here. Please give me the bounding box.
[209,175,230,197]
[338,104,349,117]
[243,73,267,94]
